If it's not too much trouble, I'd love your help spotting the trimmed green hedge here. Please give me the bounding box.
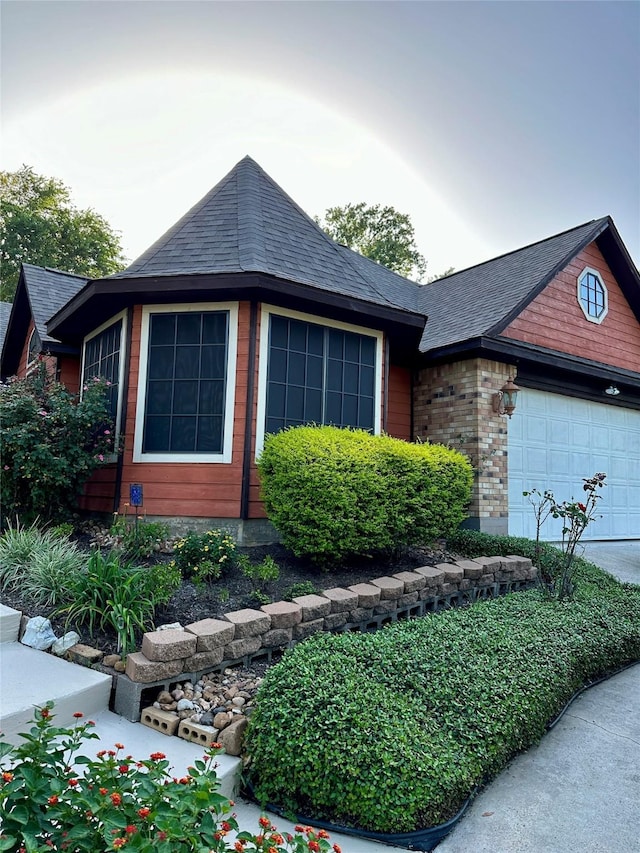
[257,426,473,565]
[244,560,640,833]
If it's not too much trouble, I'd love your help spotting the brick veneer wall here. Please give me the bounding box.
[414,358,517,534]
[111,554,536,721]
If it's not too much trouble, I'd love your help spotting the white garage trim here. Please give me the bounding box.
[508,389,640,541]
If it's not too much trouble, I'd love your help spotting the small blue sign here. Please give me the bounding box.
[130,484,143,507]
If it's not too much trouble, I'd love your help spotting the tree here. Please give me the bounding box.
[317,202,428,281]
[0,165,125,302]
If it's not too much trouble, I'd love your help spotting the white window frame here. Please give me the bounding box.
[577,267,608,324]
[81,310,128,460]
[133,302,238,464]
[255,304,384,458]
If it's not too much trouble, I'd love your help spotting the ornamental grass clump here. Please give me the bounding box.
[244,559,640,834]
[0,703,340,853]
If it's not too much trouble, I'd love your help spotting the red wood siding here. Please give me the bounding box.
[502,242,640,371]
[79,465,118,514]
[16,320,34,377]
[57,356,80,394]
[386,364,412,440]
[112,303,251,519]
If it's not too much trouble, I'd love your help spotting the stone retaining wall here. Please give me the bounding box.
[110,555,537,722]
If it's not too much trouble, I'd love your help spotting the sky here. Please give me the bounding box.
[2,0,639,278]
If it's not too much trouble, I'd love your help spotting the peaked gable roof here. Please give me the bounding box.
[0,265,88,377]
[0,302,12,355]
[112,155,421,315]
[418,216,640,354]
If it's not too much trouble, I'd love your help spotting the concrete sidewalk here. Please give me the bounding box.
[434,662,640,853]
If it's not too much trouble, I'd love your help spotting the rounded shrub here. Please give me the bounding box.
[257,425,473,565]
[244,563,640,833]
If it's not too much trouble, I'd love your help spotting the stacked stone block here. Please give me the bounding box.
[113,556,537,722]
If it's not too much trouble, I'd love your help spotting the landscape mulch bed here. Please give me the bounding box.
[1,537,457,663]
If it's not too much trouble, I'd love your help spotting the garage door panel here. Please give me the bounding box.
[509,389,640,541]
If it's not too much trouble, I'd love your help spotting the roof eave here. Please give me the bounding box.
[48,271,427,343]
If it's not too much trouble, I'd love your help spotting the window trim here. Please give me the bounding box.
[81,310,128,458]
[255,304,383,458]
[26,327,42,373]
[577,267,608,324]
[133,302,238,464]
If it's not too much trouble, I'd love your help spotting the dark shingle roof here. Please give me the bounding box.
[114,156,421,315]
[22,265,88,343]
[418,217,611,353]
[0,302,12,353]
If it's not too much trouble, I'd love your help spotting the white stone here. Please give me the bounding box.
[21,616,57,650]
[51,632,81,656]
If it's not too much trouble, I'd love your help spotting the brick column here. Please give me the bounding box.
[414,358,517,535]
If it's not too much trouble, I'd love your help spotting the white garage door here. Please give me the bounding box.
[508,389,640,541]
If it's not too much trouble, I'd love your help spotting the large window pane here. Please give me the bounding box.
[142,310,228,454]
[265,315,377,434]
[83,319,122,421]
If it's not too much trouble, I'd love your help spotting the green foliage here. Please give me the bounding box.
[238,554,280,605]
[0,703,334,852]
[58,550,156,655]
[258,425,473,565]
[171,529,237,584]
[109,515,171,561]
[317,201,427,281]
[282,581,319,601]
[0,362,116,525]
[0,520,84,605]
[0,165,125,302]
[448,527,564,580]
[50,522,74,539]
[245,561,640,833]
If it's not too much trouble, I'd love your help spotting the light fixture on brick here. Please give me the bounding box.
[493,376,521,418]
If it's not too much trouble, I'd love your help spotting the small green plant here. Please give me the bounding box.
[0,702,337,852]
[239,554,280,599]
[172,529,237,584]
[217,587,230,604]
[0,520,84,606]
[0,361,117,524]
[59,550,155,650]
[138,560,183,606]
[282,581,319,601]
[50,521,74,539]
[110,513,171,560]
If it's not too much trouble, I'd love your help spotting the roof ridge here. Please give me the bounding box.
[436,217,609,281]
[21,263,88,280]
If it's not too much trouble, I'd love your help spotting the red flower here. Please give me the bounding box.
[97,750,107,758]
[259,816,272,829]
[157,832,167,841]
[125,825,137,835]
[68,778,78,787]
[119,765,129,774]
[178,776,190,785]
[99,788,108,795]
[110,792,122,806]
[578,503,587,512]
[73,712,84,719]
[40,708,50,719]
[112,839,127,850]
[221,821,232,832]
[235,843,245,852]
[308,842,320,853]
[114,742,124,750]
[2,772,14,783]
[137,807,151,818]
[149,752,166,761]
[333,845,342,853]
[318,830,330,839]
[48,795,59,805]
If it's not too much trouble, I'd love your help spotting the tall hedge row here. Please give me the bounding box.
[257,426,473,565]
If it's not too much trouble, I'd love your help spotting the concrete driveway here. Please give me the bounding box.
[580,540,640,585]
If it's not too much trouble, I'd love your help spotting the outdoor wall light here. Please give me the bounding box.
[493,376,521,418]
[605,384,620,397]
